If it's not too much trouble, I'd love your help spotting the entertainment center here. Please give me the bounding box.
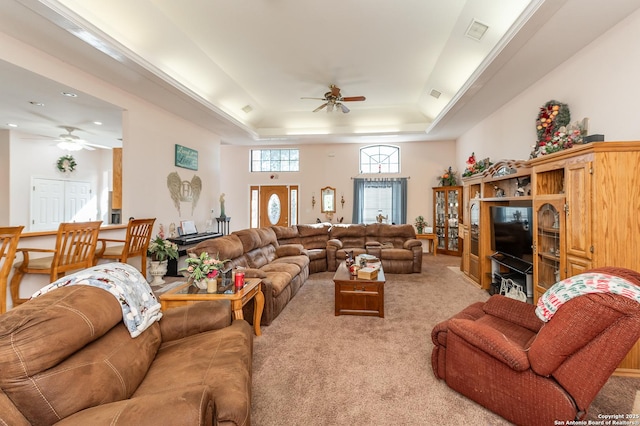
[459,141,640,376]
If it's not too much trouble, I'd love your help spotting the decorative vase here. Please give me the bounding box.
[417,227,423,234]
[192,278,208,290]
[149,260,168,285]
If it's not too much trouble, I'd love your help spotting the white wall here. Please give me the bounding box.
[457,8,640,171]
[220,140,456,231]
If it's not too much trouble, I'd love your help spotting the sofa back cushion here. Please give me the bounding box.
[190,234,245,264]
[0,286,161,425]
[271,225,301,245]
[366,223,416,247]
[297,223,331,249]
[329,224,366,248]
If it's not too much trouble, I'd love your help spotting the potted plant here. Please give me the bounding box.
[147,235,179,285]
[414,216,428,234]
[180,251,228,291]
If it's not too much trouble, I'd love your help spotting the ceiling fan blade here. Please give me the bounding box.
[342,96,366,102]
[301,97,326,100]
[313,103,328,112]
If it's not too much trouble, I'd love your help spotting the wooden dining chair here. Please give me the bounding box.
[0,226,24,314]
[10,221,102,307]
[94,218,156,278]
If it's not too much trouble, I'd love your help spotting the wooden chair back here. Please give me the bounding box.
[50,221,103,280]
[0,226,24,313]
[122,218,156,261]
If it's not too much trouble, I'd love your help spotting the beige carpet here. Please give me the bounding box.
[251,255,639,425]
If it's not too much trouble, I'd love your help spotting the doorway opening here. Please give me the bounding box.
[250,185,298,228]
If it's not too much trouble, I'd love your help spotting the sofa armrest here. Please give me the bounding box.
[55,386,214,426]
[327,238,343,249]
[276,244,305,257]
[160,300,232,342]
[448,318,531,371]
[403,238,422,249]
[483,295,543,333]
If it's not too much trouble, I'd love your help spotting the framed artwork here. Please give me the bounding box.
[175,144,198,170]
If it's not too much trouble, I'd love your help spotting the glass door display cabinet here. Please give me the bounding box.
[533,199,565,302]
[433,186,463,256]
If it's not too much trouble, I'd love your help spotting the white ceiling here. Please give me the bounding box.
[1,0,640,147]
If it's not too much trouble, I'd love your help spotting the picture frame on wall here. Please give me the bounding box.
[175,144,198,170]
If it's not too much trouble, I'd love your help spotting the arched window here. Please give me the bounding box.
[359,145,400,174]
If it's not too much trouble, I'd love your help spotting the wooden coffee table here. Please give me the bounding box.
[159,278,264,336]
[333,262,385,318]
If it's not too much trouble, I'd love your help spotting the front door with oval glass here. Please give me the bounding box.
[259,185,290,227]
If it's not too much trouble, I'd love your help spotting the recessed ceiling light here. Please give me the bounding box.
[465,20,489,41]
[430,89,442,99]
[7,123,18,128]
[61,91,78,97]
[93,121,103,125]
[29,101,45,106]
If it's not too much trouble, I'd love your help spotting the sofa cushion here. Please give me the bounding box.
[245,247,270,269]
[261,261,301,278]
[272,254,310,270]
[133,321,253,426]
[271,225,301,245]
[264,271,293,297]
[233,229,262,252]
[380,248,414,260]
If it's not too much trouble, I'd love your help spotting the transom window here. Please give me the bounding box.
[359,145,400,174]
[251,149,299,172]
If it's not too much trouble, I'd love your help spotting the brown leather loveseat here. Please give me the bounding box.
[0,284,253,426]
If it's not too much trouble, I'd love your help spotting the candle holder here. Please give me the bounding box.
[341,194,345,209]
[312,194,316,209]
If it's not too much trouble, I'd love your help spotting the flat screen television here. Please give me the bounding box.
[490,205,533,261]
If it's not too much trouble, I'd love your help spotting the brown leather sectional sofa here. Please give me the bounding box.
[189,227,310,326]
[0,285,252,426]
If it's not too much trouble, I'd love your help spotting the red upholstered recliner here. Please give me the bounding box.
[431,267,640,426]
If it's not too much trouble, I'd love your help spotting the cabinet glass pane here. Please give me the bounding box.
[537,203,561,291]
[470,202,479,256]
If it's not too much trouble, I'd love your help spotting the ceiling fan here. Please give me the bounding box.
[55,126,105,151]
[302,84,366,113]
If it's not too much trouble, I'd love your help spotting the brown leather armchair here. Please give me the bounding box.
[431,267,640,426]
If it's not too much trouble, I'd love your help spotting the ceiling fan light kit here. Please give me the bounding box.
[303,84,365,113]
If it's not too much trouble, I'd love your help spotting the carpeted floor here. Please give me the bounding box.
[250,254,639,425]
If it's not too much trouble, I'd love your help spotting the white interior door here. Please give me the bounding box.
[31,178,93,231]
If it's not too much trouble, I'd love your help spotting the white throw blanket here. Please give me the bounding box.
[31,262,163,338]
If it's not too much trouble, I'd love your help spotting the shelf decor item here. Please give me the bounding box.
[438,166,458,186]
[462,152,492,177]
[530,100,584,158]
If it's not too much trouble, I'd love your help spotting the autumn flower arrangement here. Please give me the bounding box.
[438,166,458,186]
[530,100,581,158]
[180,251,228,283]
[530,127,583,158]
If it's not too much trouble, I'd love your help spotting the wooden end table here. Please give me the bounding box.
[416,233,437,255]
[333,262,385,318]
[159,277,264,336]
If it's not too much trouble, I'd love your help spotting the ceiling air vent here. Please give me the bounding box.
[465,20,489,41]
[430,89,442,99]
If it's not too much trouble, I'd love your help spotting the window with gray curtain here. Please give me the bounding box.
[352,178,407,224]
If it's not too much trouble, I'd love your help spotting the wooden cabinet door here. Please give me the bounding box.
[565,161,592,260]
[533,198,566,302]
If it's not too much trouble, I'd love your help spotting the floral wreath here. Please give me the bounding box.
[56,155,77,173]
